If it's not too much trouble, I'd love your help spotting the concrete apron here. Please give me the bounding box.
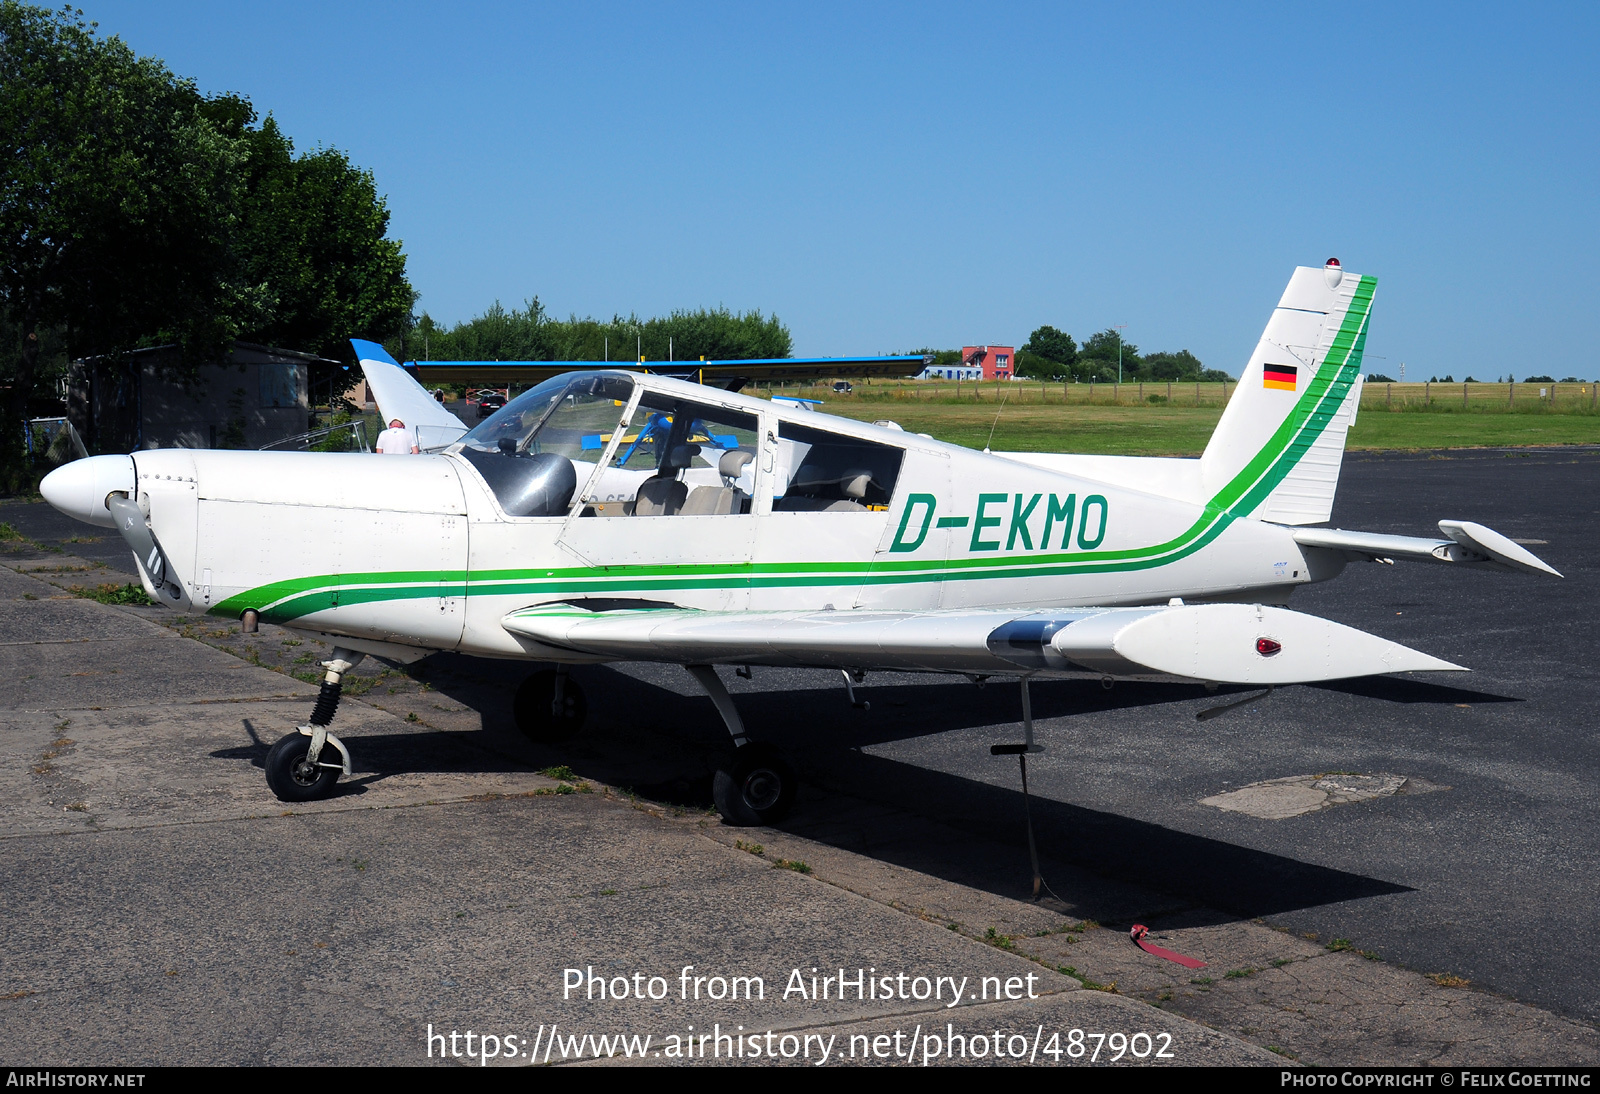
[0,561,1593,1066]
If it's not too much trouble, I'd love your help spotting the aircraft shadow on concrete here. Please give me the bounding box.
[212,713,545,801]
[574,667,1412,921]
[226,657,1409,922]
[1306,677,1521,705]
[796,749,1411,922]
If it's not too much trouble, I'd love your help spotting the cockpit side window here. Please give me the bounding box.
[774,422,904,512]
[456,374,634,517]
[589,393,760,517]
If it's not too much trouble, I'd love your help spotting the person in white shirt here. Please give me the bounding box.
[375,418,419,454]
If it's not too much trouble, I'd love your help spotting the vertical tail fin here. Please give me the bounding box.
[1199,263,1376,525]
[351,339,469,451]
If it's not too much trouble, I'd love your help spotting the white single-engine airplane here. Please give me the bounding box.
[41,262,1559,825]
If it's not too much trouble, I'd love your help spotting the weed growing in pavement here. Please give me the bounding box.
[1055,965,1113,991]
[1225,967,1255,979]
[539,765,577,781]
[734,841,764,856]
[69,582,153,606]
[1427,973,1470,988]
[984,927,1017,951]
[772,859,812,874]
[1326,938,1355,952]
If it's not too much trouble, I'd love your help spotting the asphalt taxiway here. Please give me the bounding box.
[1,446,1595,1065]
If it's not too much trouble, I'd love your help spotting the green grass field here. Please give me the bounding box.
[758,380,1600,455]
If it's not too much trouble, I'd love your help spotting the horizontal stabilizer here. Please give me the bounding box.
[1291,522,1560,576]
[501,600,1464,684]
[1438,520,1562,577]
[351,339,469,450]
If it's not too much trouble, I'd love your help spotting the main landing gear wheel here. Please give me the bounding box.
[513,670,588,743]
[264,732,341,802]
[713,743,797,827]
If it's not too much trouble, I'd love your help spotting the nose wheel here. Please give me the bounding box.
[265,731,342,802]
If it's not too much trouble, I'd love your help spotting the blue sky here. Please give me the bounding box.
[92,2,1599,377]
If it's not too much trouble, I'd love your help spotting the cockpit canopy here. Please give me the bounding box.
[452,369,907,519]
[457,373,635,516]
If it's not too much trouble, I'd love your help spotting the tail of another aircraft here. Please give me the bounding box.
[1199,262,1375,525]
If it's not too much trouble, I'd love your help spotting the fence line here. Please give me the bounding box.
[767,378,1598,413]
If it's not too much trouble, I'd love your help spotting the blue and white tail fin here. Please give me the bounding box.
[1199,262,1376,525]
[350,339,469,451]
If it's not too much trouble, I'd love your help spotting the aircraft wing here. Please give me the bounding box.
[1290,521,1561,576]
[501,601,1464,684]
[351,339,469,450]
[403,356,929,392]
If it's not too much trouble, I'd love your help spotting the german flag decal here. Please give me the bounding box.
[1263,363,1297,391]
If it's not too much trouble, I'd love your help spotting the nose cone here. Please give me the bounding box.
[40,455,135,528]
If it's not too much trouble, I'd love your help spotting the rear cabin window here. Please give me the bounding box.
[774,422,904,512]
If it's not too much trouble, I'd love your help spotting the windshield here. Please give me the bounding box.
[459,373,636,458]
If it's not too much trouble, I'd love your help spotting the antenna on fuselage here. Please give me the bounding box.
[983,383,1012,453]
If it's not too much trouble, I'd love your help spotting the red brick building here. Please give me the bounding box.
[960,345,1017,381]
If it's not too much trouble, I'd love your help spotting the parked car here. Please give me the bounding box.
[831,380,853,394]
[476,392,507,418]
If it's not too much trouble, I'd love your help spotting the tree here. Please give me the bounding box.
[1021,325,1077,368]
[1,3,241,438]
[223,110,413,361]
[413,304,791,363]
[1014,350,1071,380]
[0,3,413,471]
[1141,350,1206,381]
[1079,329,1139,381]
[900,347,962,367]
